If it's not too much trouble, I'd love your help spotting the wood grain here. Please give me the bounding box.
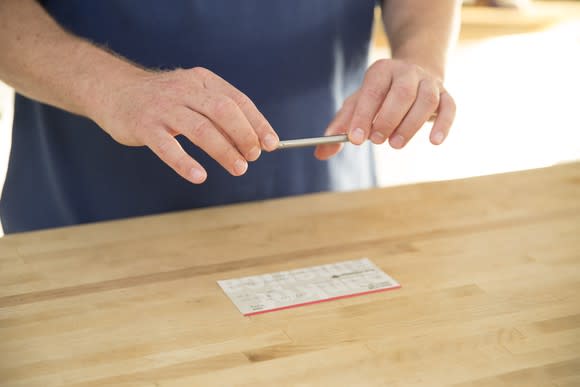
[1,163,579,386]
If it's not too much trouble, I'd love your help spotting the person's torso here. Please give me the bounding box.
[1,1,377,233]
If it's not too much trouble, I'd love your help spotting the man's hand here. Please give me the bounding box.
[0,1,279,185]
[94,67,279,184]
[315,59,456,160]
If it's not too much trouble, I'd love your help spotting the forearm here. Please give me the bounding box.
[0,0,146,120]
[382,0,461,80]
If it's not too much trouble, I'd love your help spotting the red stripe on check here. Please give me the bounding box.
[244,284,402,316]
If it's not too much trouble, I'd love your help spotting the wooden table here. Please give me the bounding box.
[1,163,579,386]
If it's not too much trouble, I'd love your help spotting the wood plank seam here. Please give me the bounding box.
[1,207,578,309]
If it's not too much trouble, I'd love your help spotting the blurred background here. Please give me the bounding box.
[372,0,580,186]
[0,1,579,234]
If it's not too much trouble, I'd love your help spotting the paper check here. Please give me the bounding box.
[218,258,401,316]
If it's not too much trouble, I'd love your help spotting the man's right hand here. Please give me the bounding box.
[0,1,278,184]
[93,67,279,184]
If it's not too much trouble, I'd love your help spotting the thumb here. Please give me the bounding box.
[314,95,357,160]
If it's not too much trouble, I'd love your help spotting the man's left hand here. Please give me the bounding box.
[315,59,456,160]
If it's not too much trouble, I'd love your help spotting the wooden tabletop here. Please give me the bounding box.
[1,163,579,386]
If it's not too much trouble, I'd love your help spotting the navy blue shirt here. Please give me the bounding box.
[0,1,377,234]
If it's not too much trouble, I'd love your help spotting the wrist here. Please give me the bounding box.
[391,46,447,81]
[74,40,150,125]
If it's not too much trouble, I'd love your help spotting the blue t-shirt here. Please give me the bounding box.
[0,1,377,234]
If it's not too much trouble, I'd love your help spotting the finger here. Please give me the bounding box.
[388,79,440,149]
[348,60,392,145]
[189,67,279,152]
[314,94,357,160]
[147,130,207,184]
[429,90,456,145]
[187,90,261,162]
[221,89,279,152]
[369,71,419,145]
[167,107,249,177]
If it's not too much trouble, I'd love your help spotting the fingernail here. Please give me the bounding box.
[370,132,385,144]
[390,134,405,149]
[432,131,445,145]
[263,134,278,151]
[190,168,206,183]
[246,146,261,161]
[350,127,365,144]
[234,159,248,175]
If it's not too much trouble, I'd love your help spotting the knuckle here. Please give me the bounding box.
[254,119,272,135]
[343,93,358,108]
[233,92,254,110]
[396,60,418,73]
[240,127,260,147]
[440,92,457,116]
[155,137,174,159]
[169,112,188,133]
[211,96,236,119]
[362,86,384,101]
[391,59,407,73]
[371,58,390,71]
[377,116,398,131]
[216,147,239,168]
[198,93,213,111]
[190,119,213,141]
[421,88,440,106]
[351,109,369,124]
[174,154,191,174]
[393,84,417,100]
